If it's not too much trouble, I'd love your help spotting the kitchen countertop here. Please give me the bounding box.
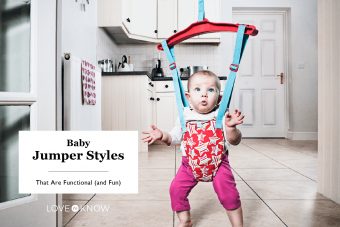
[102,71,227,81]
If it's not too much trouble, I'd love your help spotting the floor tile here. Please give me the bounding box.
[264,199,340,227]
[174,199,285,227]
[246,181,328,200]
[293,168,318,181]
[62,200,88,226]
[92,180,171,201]
[63,194,96,201]
[228,157,287,169]
[139,158,175,169]
[139,168,175,181]
[233,168,311,181]
[188,180,259,200]
[278,158,318,169]
[250,148,316,160]
[66,200,173,227]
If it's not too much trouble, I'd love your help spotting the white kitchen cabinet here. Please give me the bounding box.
[178,0,198,39]
[157,0,178,39]
[130,0,157,38]
[98,0,157,39]
[98,0,221,43]
[198,0,220,39]
[178,0,220,39]
[156,92,177,132]
[101,75,155,152]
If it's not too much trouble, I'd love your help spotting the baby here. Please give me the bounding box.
[142,70,245,227]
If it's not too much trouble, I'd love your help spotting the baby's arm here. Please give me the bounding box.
[224,109,244,145]
[142,117,182,146]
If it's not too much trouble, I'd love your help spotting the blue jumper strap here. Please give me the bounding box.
[198,0,205,22]
[161,40,190,133]
[215,25,249,129]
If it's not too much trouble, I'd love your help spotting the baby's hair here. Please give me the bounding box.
[187,70,221,94]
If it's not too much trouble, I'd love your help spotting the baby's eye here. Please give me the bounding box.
[209,88,214,92]
[196,88,200,91]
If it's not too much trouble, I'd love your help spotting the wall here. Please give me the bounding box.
[59,0,101,131]
[119,43,222,77]
[61,1,97,64]
[221,0,318,139]
[318,0,340,205]
[97,28,120,71]
[97,35,222,77]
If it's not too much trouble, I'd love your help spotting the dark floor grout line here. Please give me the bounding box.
[64,193,96,227]
[232,168,288,227]
[240,143,317,182]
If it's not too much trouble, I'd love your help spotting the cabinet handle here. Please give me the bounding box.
[127,18,130,23]
[149,82,154,87]
[165,85,168,88]
[157,98,160,101]
[150,97,154,101]
[154,30,158,33]
[174,30,177,33]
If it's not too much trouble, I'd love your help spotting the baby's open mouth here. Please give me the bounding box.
[201,101,207,106]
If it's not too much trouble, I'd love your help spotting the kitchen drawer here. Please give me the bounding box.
[155,80,188,93]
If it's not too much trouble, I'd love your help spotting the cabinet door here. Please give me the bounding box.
[122,0,132,31]
[156,92,178,132]
[178,0,198,39]
[198,0,220,39]
[158,0,177,39]
[130,0,157,38]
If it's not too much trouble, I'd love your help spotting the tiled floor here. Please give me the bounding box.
[62,139,340,227]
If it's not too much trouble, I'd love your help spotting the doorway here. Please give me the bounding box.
[231,10,289,138]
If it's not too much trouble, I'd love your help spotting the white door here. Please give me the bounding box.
[130,0,157,38]
[231,13,285,137]
[0,0,57,226]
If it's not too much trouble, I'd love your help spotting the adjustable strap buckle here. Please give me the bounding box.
[169,62,177,70]
[229,64,239,72]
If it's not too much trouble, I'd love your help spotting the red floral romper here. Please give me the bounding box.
[182,118,225,182]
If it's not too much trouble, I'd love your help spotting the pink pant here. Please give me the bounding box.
[170,153,241,211]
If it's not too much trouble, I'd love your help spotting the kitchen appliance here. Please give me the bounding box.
[98,59,114,72]
[118,55,131,72]
[151,57,164,77]
[187,66,208,76]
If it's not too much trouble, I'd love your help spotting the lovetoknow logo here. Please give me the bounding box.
[47,204,110,212]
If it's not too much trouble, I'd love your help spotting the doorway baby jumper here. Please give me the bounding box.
[158,0,258,182]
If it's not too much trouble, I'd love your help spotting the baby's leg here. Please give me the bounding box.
[170,156,198,227]
[226,206,243,227]
[213,154,243,227]
[176,210,193,227]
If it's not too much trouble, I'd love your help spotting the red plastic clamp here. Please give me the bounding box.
[169,62,177,70]
[229,64,239,72]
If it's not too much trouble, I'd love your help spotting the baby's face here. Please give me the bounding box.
[185,74,219,114]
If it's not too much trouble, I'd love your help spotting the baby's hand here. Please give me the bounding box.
[142,124,163,145]
[225,109,245,127]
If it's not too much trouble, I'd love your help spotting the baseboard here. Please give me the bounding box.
[287,131,318,140]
